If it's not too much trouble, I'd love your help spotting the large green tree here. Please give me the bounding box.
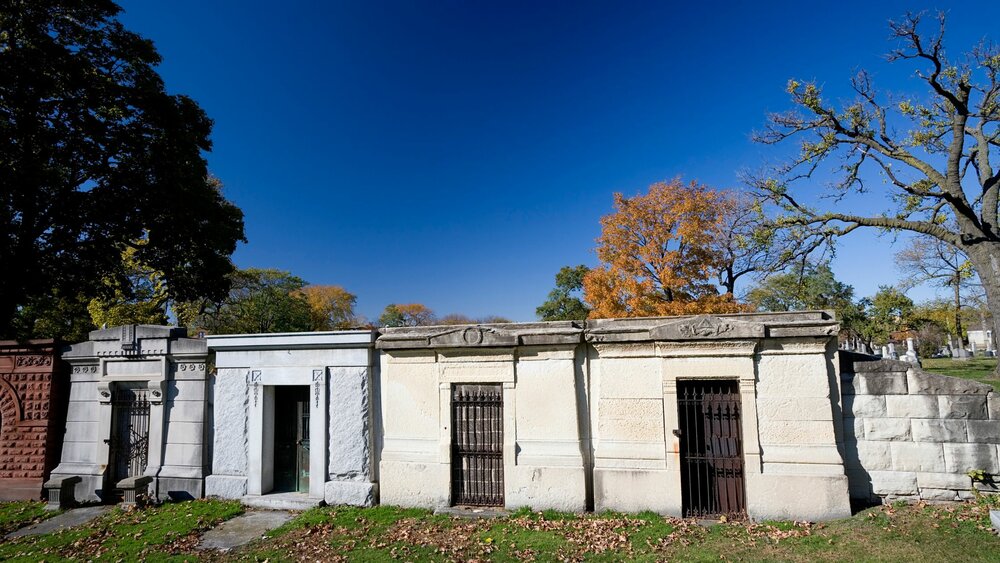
[751,12,1000,374]
[536,265,591,321]
[0,1,245,338]
[176,269,311,335]
[746,262,858,327]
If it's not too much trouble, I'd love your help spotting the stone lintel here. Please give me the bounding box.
[586,312,837,344]
[377,322,583,350]
[207,330,377,351]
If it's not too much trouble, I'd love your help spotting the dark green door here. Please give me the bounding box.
[274,386,310,492]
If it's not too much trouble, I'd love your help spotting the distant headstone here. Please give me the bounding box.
[881,346,889,358]
[887,342,898,360]
[902,337,920,366]
[971,341,978,357]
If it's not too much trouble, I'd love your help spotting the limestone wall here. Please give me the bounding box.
[377,322,589,512]
[586,313,851,522]
[841,352,1000,502]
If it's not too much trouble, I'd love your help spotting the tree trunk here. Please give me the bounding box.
[967,242,1000,377]
[953,277,965,358]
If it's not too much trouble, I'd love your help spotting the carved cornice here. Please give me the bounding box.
[377,322,583,350]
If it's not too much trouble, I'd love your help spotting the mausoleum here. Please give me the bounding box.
[377,322,590,511]
[206,330,378,508]
[48,325,209,503]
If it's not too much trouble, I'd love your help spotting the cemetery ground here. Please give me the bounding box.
[1,496,999,561]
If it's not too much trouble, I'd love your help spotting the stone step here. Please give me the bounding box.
[199,510,294,551]
[241,492,322,511]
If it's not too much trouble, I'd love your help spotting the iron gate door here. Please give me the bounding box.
[677,380,746,518]
[108,384,151,485]
[451,384,504,506]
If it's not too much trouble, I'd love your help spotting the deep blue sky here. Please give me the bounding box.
[117,1,993,322]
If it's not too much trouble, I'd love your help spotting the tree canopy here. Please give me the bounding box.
[0,1,245,338]
[296,285,359,330]
[582,179,747,318]
[751,11,1000,373]
[378,303,436,327]
[536,265,591,321]
[176,268,311,335]
[746,262,856,321]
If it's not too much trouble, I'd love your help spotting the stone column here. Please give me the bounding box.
[325,366,377,506]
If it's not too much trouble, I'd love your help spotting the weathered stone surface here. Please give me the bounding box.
[199,511,294,551]
[944,443,1000,473]
[890,442,946,473]
[911,419,968,443]
[885,395,938,418]
[211,370,248,476]
[647,316,765,341]
[968,420,1000,443]
[868,471,918,495]
[863,418,911,441]
[907,369,993,395]
[844,440,891,470]
[325,480,377,507]
[843,395,887,418]
[919,488,960,501]
[843,417,864,441]
[745,474,851,522]
[916,471,973,490]
[939,395,988,419]
[205,475,247,499]
[849,358,911,373]
[6,506,112,539]
[855,372,909,395]
[328,367,371,480]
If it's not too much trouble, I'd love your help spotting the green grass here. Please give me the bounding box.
[0,497,243,562]
[921,357,999,390]
[0,501,58,536]
[3,498,1000,561]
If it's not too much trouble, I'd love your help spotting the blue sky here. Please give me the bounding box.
[117,1,994,322]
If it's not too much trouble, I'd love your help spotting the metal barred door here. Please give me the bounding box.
[108,384,151,485]
[677,380,745,518]
[451,384,504,506]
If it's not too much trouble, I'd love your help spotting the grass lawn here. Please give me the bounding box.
[921,357,999,391]
[0,497,242,562]
[0,501,57,537]
[5,497,998,562]
[0,498,1000,562]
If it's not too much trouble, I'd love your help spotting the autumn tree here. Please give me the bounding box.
[378,303,436,327]
[583,180,747,318]
[176,268,311,335]
[297,285,359,330]
[536,265,591,321]
[0,2,245,338]
[751,12,1000,374]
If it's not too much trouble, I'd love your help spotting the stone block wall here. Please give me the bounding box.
[0,340,68,499]
[841,352,999,502]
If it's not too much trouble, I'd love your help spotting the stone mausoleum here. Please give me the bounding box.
[48,325,210,503]
[206,330,378,508]
[378,312,853,521]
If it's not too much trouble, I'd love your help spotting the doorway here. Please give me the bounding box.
[677,380,746,518]
[450,384,504,507]
[273,386,310,493]
[108,383,151,486]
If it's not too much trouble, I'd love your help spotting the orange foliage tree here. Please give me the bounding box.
[296,285,359,330]
[583,179,750,318]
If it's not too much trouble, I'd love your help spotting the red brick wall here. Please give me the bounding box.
[0,341,68,481]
